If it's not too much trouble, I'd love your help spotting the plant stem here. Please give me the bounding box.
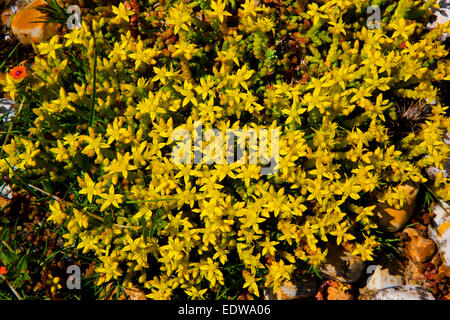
[0,43,21,72]
[0,274,23,300]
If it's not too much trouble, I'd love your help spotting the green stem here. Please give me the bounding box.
[0,43,21,72]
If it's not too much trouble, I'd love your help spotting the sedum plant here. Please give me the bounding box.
[0,0,449,299]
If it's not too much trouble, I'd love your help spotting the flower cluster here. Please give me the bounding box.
[1,0,449,299]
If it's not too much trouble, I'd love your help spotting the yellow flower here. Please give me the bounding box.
[174,80,199,107]
[200,258,224,287]
[329,221,355,245]
[308,247,328,266]
[50,140,69,162]
[152,65,178,85]
[335,176,362,201]
[207,0,232,23]
[391,18,416,40]
[104,152,137,182]
[282,101,307,126]
[364,68,391,91]
[74,208,89,229]
[185,286,208,300]
[51,87,74,113]
[217,46,240,66]
[2,74,18,101]
[166,2,192,34]
[328,17,347,36]
[230,65,254,91]
[352,243,374,261]
[96,255,123,285]
[99,185,124,212]
[129,40,158,70]
[48,201,67,225]
[260,236,279,257]
[306,3,328,26]
[78,172,101,203]
[264,259,294,291]
[77,233,100,254]
[17,139,40,168]
[171,40,198,60]
[108,41,128,63]
[242,270,260,297]
[37,36,63,60]
[376,51,400,76]
[198,97,223,123]
[81,128,110,158]
[64,28,83,47]
[111,3,134,24]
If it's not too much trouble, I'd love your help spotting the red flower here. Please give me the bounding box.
[9,66,27,80]
[0,266,7,275]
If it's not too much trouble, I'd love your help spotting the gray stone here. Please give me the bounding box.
[365,265,404,291]
[0,98,15,123]
[373,285,435,300]
[0,183,12,199]
[428,200,450,267]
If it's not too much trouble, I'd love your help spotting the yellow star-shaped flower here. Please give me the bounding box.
[111,3,134,24]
